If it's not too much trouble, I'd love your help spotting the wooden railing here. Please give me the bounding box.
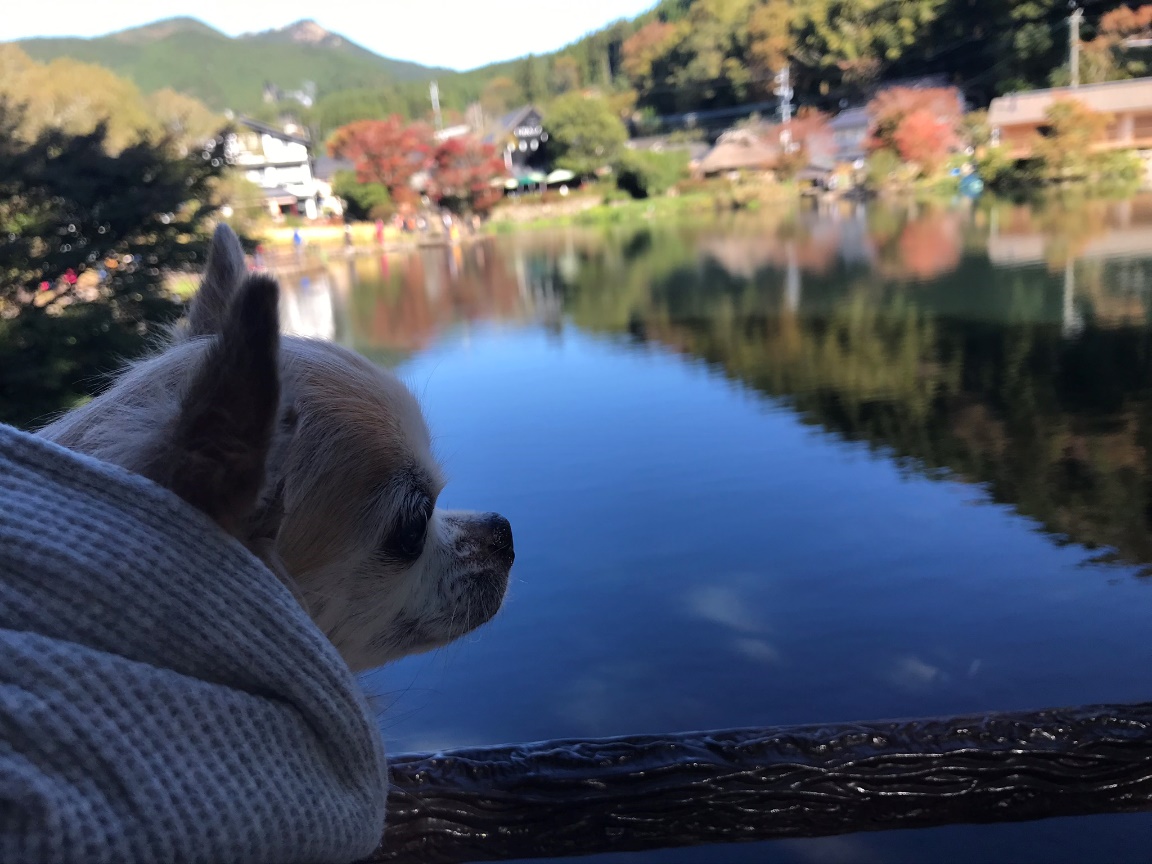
[372,701,1152,863]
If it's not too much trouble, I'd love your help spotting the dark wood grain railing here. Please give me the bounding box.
[370,701,1152,863]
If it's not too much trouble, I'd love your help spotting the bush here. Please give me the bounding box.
[866,149,904,188]
[614,148,691,199]
[976,146,1016,189]
[1091,149,1144,185]
[332,170,394,220]
[547,92,629,177]
[980,146,1143,194]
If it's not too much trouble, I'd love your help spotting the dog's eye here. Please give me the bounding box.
[384,497,433,561]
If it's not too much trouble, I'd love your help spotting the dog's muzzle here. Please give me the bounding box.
[478,512,515,570]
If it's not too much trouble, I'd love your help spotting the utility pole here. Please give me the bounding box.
[775,64,796,153]
[1070,7,1084,88]
[430,81,443,131]
[774,64,793,125]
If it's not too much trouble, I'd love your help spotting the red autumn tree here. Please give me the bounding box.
[328,116,433,208]
[868,87,961,150]
[892,109,955,174]
[1098,4,1152,40]
[867,86,962,175]
[427,135,506,216]
[775,107,833,177]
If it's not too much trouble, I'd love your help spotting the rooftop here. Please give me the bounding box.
[989,77,1152,126]
[238,117,312,146]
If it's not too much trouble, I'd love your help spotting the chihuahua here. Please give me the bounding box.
[40,224,514,673]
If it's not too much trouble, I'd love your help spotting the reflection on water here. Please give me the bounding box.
[280,272,338,342]
[280,196,1152,863]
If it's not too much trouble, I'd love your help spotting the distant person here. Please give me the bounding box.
[344,223,353,249]
[375,219,385,246]
[292,229,302,256]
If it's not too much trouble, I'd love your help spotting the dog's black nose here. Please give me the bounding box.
[481,513,514,568]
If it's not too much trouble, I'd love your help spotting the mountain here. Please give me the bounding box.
[14,17,449,113]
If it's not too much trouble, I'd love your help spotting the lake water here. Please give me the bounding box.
[279,196,1152,863]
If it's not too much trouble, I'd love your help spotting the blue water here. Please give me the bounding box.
[283,198,1152,862]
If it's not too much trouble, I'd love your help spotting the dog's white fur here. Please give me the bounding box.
[40,225,513,672]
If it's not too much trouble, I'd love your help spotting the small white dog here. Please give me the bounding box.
[40,224,514,673]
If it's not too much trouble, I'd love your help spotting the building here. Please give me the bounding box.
[435,124,472,142]
[828,107,871,166]
[697,120,836,182]
[697,126,782,177]
[988,77,1152,158]
[484,105,549,174]
[827,79,965,168]
[227,118,336,219]
[262,80,316,108]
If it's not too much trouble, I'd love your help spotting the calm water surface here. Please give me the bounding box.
[281,197,1152,863]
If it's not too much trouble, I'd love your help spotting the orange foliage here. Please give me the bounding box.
[622,21,680,84]
[1098,4,1152,39]
[427,135,506,216]
[328,116,433,207]
[868,87,962,151]
[790,106,832,140]
[867,86,962,174]
[893,109,955,173]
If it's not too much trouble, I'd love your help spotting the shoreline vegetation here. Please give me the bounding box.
[256,168,1143,253]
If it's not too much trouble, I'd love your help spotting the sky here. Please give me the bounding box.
[1,0,659,70]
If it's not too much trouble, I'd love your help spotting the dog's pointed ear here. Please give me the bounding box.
[187,223,248,337]
[141,273,281,538]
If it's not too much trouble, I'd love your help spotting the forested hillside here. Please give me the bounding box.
[10,1,1146,138]
[16,18,448,113]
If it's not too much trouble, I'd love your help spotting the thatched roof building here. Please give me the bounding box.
[698,128,781,176]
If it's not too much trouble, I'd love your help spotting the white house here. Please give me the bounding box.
[828,107,871,166]
[226,118,339,220]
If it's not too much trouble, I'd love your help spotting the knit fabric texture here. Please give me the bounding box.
[0,423,388,864]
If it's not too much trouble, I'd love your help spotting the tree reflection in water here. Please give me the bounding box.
[276,196,1152,576]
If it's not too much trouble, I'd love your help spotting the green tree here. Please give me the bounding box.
[0,46,162,151]
[332,170,394,220]
[1033,99,1109,181]
[0,98,233,427]
[747,0,794,77]
[551,56,583,94]
[621,20,682,92]
[481,76,524,120]
[614,148,691,198]
[546,92,629,177]
[517,54,549,104]
[147,88,225,149]
[794,0,947,93]
[314,87,412,140]
[666,0,758,109]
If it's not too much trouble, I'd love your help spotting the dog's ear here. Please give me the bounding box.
[140,273,281,538]
[187,223,248,337]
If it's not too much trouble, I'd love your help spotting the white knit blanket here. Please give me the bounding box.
[0,423,388,864]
